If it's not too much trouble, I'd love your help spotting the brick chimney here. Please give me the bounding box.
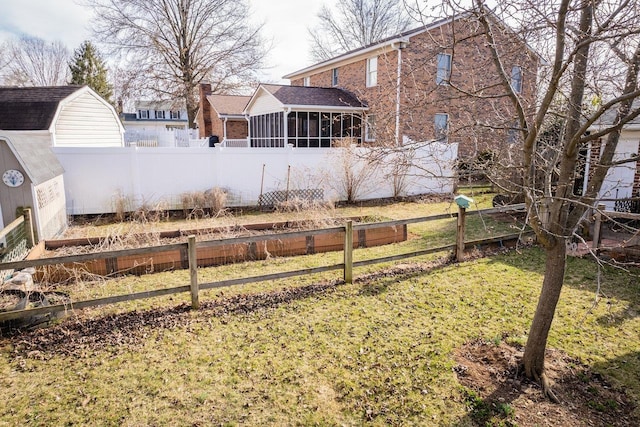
[199,83,212,138]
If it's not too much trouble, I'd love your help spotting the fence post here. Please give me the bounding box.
[592,203,605,251]
[188,235,199,309]
[456,205,466,262]
[23,208,36,247]
[344,220,353,284]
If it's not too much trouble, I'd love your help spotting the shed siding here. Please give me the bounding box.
[54,92,123,147]
[33,174,67,239]
[0,140,33,226]
[247,91,282,116]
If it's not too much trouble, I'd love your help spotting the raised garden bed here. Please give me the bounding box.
[30,218,407,281]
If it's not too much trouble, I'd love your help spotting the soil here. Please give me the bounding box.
[454,339,639,426]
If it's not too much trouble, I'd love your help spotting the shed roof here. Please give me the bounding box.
[0,134,64,185]
[260,84,367,109]
[207,94,251,116]
[0,86,84,131]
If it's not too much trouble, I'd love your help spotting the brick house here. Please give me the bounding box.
[283,13,539,160]
[196,82,369,148]
[196,83,250,144]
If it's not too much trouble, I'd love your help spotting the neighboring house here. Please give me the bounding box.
[0,85,124,147]
[196,84,250,144]
[243,84,368,148]
[120,101,201,147]
[283,12,539,159]
[196,82,369,148]
[586,112,640,212]
[121,101,189,133]
[0,134,67,240]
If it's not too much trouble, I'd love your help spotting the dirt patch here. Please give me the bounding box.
[454,339,639,426]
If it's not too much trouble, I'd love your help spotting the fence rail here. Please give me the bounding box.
[592,203,640,250]
[0,204,529,323]
[0,209,35,281]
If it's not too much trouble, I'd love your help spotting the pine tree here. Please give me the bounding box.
[69,41,113,103]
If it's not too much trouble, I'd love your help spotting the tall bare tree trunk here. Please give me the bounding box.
[523,240,566,402]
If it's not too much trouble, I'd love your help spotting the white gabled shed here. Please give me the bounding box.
[0,85,124,147]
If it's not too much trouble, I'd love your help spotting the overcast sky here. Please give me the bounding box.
[0,0,325,84]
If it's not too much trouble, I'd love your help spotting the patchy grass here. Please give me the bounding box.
[1,246,638,425]
[63,194,499,238]
[43,195,525,310]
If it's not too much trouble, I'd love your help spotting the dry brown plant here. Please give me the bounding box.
[181,187,227,219]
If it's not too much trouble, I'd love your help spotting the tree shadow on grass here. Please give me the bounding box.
[486,246,640,318]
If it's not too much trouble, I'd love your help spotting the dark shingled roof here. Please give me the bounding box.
[261,84,367,109]
[0,86,84,130]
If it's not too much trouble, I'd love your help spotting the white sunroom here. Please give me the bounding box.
[243,84,369,148]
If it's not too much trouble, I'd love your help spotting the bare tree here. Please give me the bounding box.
[108,64,148,114]
[309,0,415,61]
[87,0,268,127]
[0,36,70,86]
[437,0,640,400]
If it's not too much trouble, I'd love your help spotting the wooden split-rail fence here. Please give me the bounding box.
[0,204,529,323]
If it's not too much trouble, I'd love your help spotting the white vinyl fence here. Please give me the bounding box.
[53,142,458,215]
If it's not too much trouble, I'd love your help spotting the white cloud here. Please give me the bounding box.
[0,0,92,50]
[249,0,324,83]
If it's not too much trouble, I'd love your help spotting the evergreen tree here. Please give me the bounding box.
[69,41,113,103]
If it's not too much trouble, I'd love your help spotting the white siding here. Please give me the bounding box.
[598,135,640,210]
[247,90,283,116]
[54,91,123,147]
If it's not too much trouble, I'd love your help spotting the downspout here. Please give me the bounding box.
[223,117,228,142]
[394,40,408,146]
[583,141,591,196]
[245,115,250,147]
[284,107,291,147]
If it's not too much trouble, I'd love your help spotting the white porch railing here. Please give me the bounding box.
[219,138,250,147]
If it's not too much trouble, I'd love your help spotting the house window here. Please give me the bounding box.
[170,110,181,119]
[366,56,378,87]
[138,110,149,119]
[365,114,376,142]
[436,53,452,85]
[434,113,448,140]
[511,66,523,93]
[303,76,310,87]
[155,110,166,119]
[332,68,339,86]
